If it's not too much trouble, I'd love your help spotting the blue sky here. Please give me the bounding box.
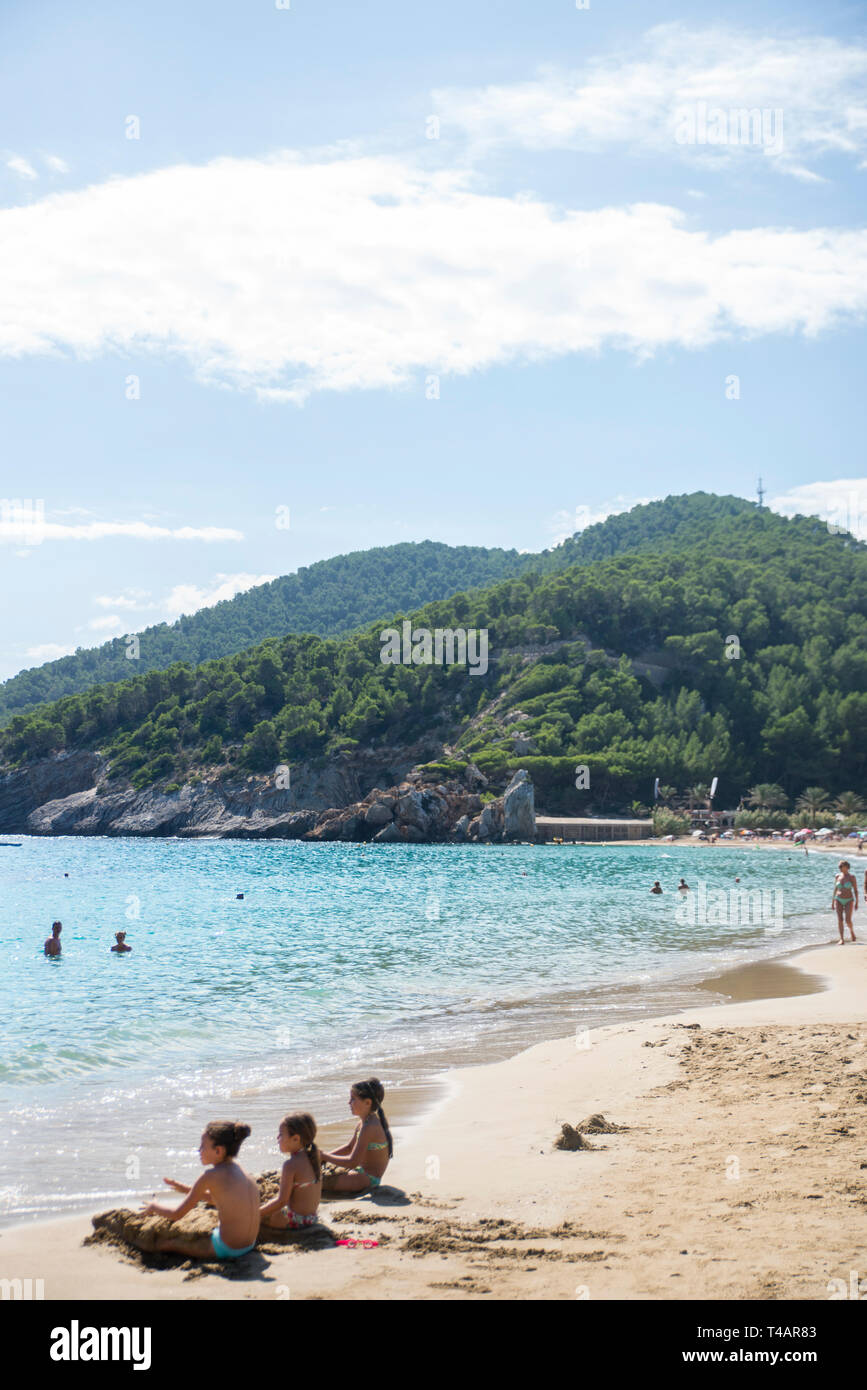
[1,0,866,680]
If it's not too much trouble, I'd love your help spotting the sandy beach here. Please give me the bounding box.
[3,915,865,1302]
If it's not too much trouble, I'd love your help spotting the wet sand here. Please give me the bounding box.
[3,932,866,1300]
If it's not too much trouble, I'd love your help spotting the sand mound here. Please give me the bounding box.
[554,1123,595,1151]
[85,1208,218,1272]
[92,1206,215,1249]
[85,1168,339,1270]
[575,1113,629,1134]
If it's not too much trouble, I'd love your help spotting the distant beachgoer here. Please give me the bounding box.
[236,893,244,901]
[259,1113,321,1230]
[143,1121,259,1260]
[678,879,690,892]
[111,931,132,954]
[650,881,663,894]
[832,861,858,944]
[319,1078,392,1193]
[44,921,62,957]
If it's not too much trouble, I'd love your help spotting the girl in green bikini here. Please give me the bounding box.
[319,1077,392,1193]
[831,860,858,944]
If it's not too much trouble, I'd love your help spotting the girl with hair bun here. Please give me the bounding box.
[319,1078,392,1193]
[143,1120,260,1260]
[259,1112,322,1229]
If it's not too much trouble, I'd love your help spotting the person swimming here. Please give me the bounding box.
[44,921,62,957]
[319,1078,392,1194]
[111,931,132,954]
[259,1112,322,1230]
[650,881,663,894]
[143,1121,259,1260]
[677,879,690,891]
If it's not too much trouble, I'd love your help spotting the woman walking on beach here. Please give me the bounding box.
[831,860,858,944]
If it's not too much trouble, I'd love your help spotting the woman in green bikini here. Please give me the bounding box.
[831,860,858,944]
[319,1077,392,1193]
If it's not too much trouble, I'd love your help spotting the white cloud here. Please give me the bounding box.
[549,495,656,547]
[433,24,867,179]
[90,573,275,625]
[44,154,69,173]
[93,591,151,610]
[89,614,125,632]
[0,503,242,544]
[24,642,77,664]
[161,573,276,621]
[1,153,866,403]
[770,478,867,541]
[6,155,37,181]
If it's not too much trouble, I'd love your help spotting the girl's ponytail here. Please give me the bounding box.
[354,1077,393,1158]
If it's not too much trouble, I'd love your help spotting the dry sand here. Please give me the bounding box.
[3,931,866,1301]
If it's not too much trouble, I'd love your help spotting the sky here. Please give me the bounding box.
[1,0,866,681]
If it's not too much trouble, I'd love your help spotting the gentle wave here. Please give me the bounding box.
[0,835,837,1223]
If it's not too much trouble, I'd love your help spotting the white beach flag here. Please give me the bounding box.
[710,776,719,800]
[653,777,660,800]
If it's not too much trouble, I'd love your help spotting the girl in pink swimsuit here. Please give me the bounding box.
[259,1112,322,1230]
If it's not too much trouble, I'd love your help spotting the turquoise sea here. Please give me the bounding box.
[0,835,840,1225]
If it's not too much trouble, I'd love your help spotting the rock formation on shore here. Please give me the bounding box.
[0,749,536,844]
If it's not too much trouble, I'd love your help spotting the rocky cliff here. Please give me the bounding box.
[0,749,536,844]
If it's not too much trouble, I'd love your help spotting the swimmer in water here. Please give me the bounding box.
[44,921,62,957]
[677,879,690,892]
[650,881,663,894]
[111,931,132,954]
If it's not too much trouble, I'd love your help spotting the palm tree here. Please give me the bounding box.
[835,791,866,818]
[745,783,789,810]
[687,784,710,810]
[795,787,830,826]
[657,784,678,807]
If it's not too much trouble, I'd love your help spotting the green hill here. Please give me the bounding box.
[0,540,532,722]
[0,492,761,724]
[3,501,865,808]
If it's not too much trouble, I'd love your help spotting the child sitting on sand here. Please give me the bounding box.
[319,1077,392,1193]
[259,1112,322,1229]
[142,1120,259,1260]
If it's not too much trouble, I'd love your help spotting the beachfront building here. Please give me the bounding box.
[535,816,653,842]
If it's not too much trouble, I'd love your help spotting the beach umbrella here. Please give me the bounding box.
[815,828,833,838]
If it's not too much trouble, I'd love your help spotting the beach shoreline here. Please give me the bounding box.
[3,905,865,1301]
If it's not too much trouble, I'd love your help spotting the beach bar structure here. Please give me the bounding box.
[535,816,653,843]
